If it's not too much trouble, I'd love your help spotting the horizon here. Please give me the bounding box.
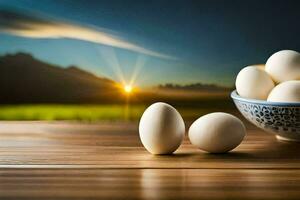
[0,51,234,89]
[1,0,300,88]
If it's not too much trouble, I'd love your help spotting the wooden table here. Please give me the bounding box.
[0,121,300,199]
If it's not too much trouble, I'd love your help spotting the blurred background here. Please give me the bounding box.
[0,0,299,121]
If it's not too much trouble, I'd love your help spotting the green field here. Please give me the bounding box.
[0,101,236,121]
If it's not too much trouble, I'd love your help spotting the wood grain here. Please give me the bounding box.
[0,121,300,199]
[0,169,300,199]
[0,122,299,168]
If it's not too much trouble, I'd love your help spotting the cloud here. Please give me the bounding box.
[0,9,174,59]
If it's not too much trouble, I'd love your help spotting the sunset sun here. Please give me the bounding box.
[124,85,133,93]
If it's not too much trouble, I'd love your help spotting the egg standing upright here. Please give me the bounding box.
[139,102,185,155]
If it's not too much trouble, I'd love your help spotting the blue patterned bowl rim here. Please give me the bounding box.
[231,90,300,107]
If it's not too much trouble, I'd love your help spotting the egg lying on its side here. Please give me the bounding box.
[235,66,275,100]
[265,50,300,83]
[139,102,185,155]
[267,81,300,103]
[188,112,246,153]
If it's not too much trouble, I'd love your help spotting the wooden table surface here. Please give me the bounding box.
[0,121,300,199]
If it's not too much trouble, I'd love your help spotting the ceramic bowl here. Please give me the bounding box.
[231,90,300,141]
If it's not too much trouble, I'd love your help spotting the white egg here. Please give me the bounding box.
[267,80,300,103]
[265,50,300,83]
[188,112,246,153]
[235,66,275,100]
[255,64,265,70]
[139,102,185,155]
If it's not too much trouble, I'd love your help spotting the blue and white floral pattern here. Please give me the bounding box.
[231,91,300,140]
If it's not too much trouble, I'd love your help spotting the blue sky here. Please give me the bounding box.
[0,0,300,87]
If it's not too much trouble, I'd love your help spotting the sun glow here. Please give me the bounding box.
[124,85,133,93]
[95,46,148,95]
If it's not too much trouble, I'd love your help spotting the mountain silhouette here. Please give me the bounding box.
[0,53,122,103]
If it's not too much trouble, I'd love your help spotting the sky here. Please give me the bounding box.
[0,0,300,87]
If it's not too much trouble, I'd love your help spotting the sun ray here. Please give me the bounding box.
[129,54,147,86]
[94,44,151,92]
[95,45,126,85]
